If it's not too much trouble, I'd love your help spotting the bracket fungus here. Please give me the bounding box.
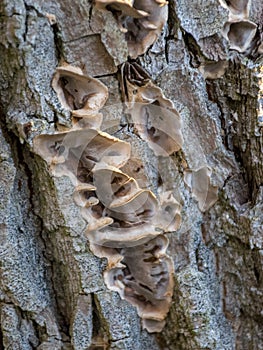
[222,20,257,52]
[81,202,114,232]
[120,157,148,189]
[184,166,218,212]
[52,65,108,121]
[104,235,174,332]
[220,0,259,55]
[219,0,250,18]
[95,0,168,58]
[33,64,180,332]
[86,222,162,248]
[157,191,182,232]
[83,169,160,248]
[121,62,183,156]
[95,0,149,23]
[84,186,181,249]
[33,129,131,183]
[92,164,142,208]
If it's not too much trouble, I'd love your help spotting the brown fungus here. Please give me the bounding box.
[86,223,162,248]
[85,189,181,248]
[103,235,174,332]
[156,191,182,232]
[95,0,168,58]
[222,20,257,52]
[92,164,141,208]
[33,129,131,182]
[85,186,160,248]
[105,189,157,223]
[52,65,108,118]
[131,100,183,156]
[95,0,149,25]
[71,112,104,130]
[33,63,179,334]
[120,157,148,189]
[121,63,183,156]
[219,0,250,18]
[125,0,168,58]
[81,203,114,232]
[184,166,218,212]
[73,184,98,208]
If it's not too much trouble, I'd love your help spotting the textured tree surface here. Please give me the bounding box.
[0,0,262,349]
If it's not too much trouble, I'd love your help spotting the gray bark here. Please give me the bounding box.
[0,0,262,349]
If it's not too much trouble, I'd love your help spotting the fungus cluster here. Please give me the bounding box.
[95,0,168,58]
[199,0,261,80]
[33,64,183,332]
[34,60,219,331]
[183,167,218,212]
[121,62,183,156]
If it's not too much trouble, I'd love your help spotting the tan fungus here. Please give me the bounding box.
[184,166,218,212]
[122,62,183,156]
[222,20,257,52]
[34,64,179,333]
[52,65,108,117]
[103,235,174,332]
[95,0,168,58]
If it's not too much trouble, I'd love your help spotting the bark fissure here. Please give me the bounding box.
[0,324,3,350]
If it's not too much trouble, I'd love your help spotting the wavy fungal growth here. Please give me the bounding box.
[219,0,250,18]
[33,65,181,332]
[52,65,108,127]
[95,0,168,58]
[102,235,174,333]
[222,20,257,53]
[33,129,131,183]
[121,62,183,156]
[95,0,149,20]
[220,0,260,55]
[184,166,218,212]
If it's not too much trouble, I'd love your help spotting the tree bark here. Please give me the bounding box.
[0,0,262,349]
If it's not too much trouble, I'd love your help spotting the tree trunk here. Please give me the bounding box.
[0,0,262,349]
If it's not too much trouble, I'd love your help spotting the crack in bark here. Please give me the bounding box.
[0,108,67,344]
[205,80,230,150]
[90,294,109,350]
[52,23,64,63]
[0,323,4,350]
[63,34,97,44]
[181,30,203,68]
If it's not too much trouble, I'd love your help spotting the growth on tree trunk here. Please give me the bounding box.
[0,0,262,349]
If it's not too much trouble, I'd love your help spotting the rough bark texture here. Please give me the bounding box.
[0,0,262,349]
